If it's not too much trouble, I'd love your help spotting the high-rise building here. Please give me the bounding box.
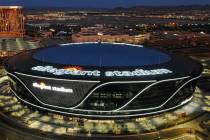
[0,6,24,38]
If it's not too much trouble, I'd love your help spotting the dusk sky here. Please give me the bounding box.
[0,0,210,8]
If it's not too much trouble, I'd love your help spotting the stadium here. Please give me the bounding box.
[4,42,203,118]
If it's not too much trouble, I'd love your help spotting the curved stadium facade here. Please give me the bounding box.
[4,42,202,118]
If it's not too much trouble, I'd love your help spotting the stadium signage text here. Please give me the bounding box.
[31,65,173,77]
[33,82,73,93]
[105,69,172,77]
[32,66,100,76]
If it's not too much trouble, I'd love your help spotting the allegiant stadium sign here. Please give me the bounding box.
[31,65,173,77]
[33,82,73,93]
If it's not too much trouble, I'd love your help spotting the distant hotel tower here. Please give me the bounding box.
[0,6,24,38]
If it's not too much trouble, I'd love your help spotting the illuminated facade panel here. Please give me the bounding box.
[0,6,24,37]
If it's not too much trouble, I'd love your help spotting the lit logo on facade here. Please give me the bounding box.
[105,69,173,77]
[64,66,83,71]
[31,65,173,77]
[32,66,100,76]
[32,82,73,93]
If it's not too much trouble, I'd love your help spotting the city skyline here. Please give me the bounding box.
[0,0,210,8]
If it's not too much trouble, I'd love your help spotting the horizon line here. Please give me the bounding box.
[0,4,210,10]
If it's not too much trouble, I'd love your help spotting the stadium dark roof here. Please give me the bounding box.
[32,42,171,67]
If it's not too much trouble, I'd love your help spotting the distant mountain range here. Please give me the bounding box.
[113,5,210,11]
[25,4,210,12]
